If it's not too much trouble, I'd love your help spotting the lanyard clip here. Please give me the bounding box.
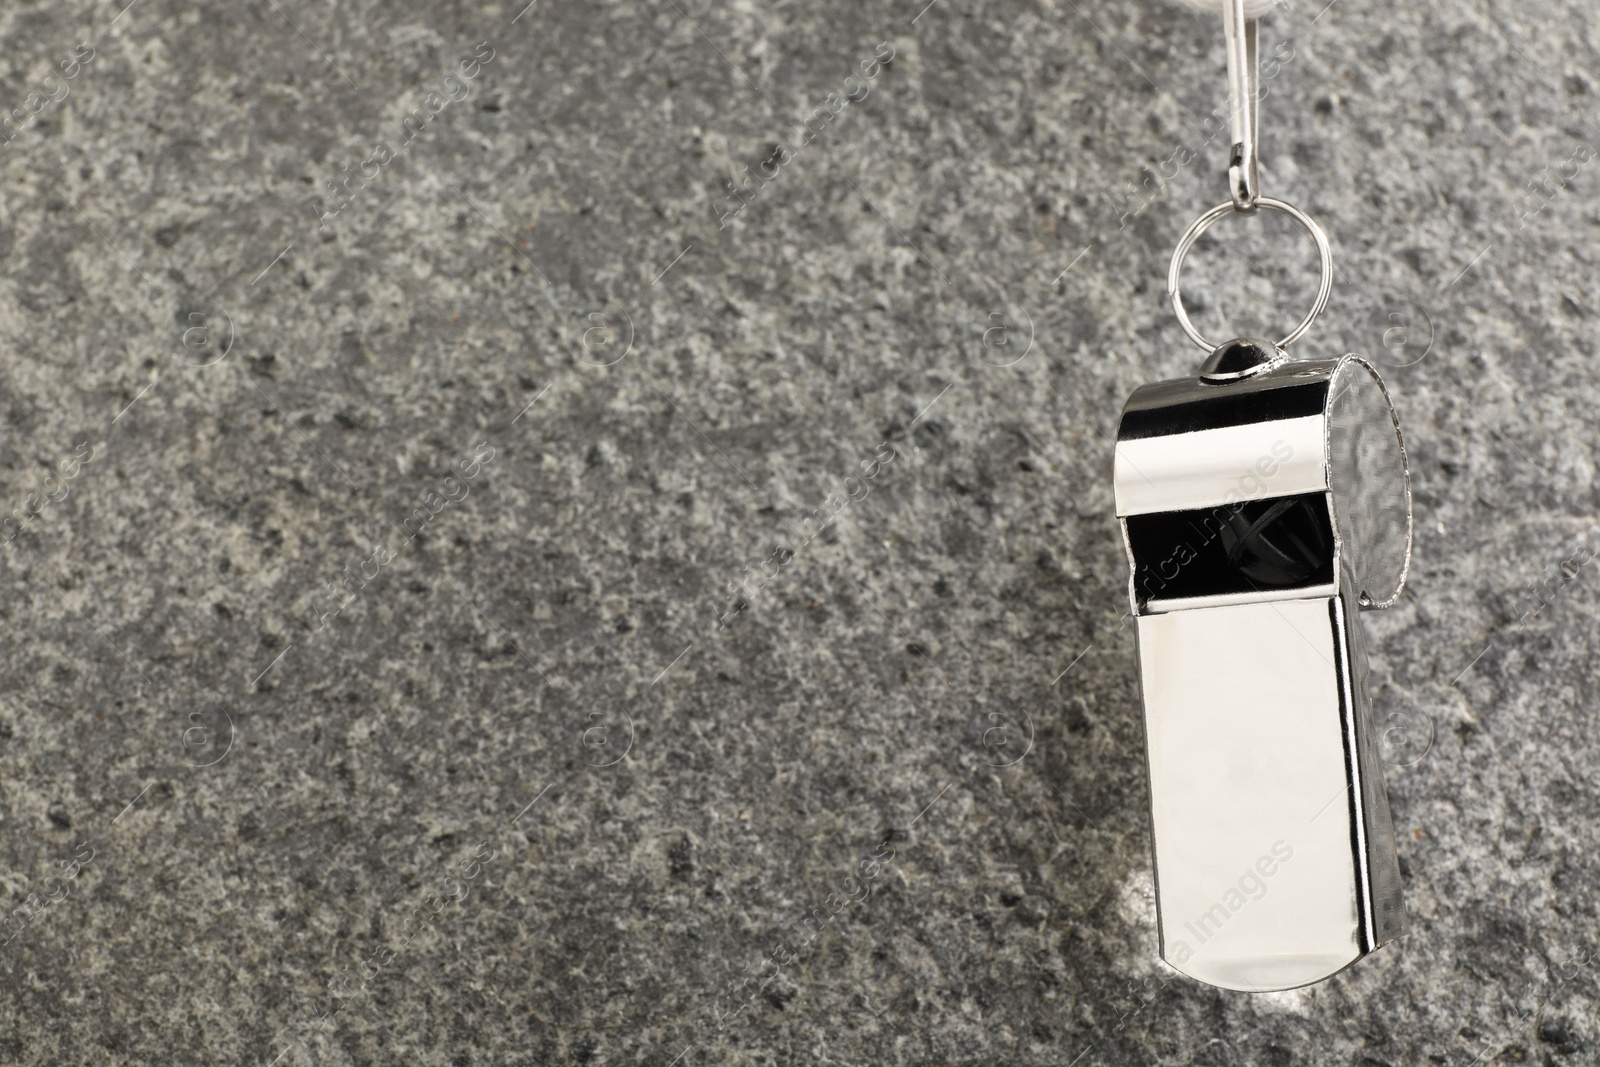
[1224,0,1260,214]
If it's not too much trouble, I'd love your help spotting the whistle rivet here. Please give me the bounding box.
[1200,338,1283,383]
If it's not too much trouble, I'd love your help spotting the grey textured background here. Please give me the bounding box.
[0,0,1594,1063]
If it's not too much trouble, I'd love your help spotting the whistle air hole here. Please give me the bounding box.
[1220,496,1333,586]
[1124,491,1336,606]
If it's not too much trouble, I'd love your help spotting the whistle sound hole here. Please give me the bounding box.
[1220,496,1333,587]
[1125,492,1335,606]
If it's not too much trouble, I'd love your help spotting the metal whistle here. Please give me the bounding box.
[1114,338,1413,991]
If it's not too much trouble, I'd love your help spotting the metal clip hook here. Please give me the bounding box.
[1223,0,1259,213]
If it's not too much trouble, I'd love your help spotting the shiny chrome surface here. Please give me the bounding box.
[1114,410,1326,517]
[1198,337,1283,383]
[1115,344,1410,992]
[1136,575,1401,990]
[1223,0,1260,213]
[1327,358,1413,608]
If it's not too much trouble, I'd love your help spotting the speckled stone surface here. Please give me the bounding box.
[0,0,1596,1063]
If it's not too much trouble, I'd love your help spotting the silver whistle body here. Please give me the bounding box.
[1113,341,1412,991]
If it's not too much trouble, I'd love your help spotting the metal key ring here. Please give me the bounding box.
[1167,197,1334,352]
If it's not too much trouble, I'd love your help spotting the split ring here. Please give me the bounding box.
[1167,197,1334,352]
